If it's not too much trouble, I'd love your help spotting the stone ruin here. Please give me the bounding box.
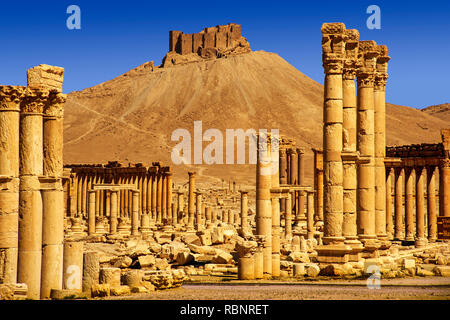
[162,23,251,67]
[0,23,450,300]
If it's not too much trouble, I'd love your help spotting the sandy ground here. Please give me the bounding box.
[104,277,450,300]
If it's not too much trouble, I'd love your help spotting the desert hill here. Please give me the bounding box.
[422,103,450,123]
[63,50,449,186]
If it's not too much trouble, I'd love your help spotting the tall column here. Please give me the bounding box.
[342,30,360,248]
[240,191,249,232]
[110,190,118,234]
[427,166,437,242]
[0,86,24,284]
[17,88,47,299]
[297,148,306,223]
[385,167,394,239]
[256,132,272,277]
[77,172,82,216]
[162,173,167,223]
[177,192,184,225]
[320,23,345,246]
[374,45,390,242]
[394,167,404,240]
[156,172,162,224]
[188,172,196,229]
[307,191,315,240]
[285,192,292,239]
[195,192,202,230]
[131,190,140,236]
[415,166,427,247]
[151,171,157,221]
[142,172,147,216]
[88,190,96,235]
[279,146,288,213]
[41,90,66,299]
[440,159,450,217]
[166,170,173,225]
[288,149,298,185]
[313,149,324,222]
[405,167,415,241]
[271,134,281,277]
[356,40,378,246]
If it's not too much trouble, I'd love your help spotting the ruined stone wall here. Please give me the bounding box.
[169,23,244,55]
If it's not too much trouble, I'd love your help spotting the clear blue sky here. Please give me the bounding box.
[0,0,449,108]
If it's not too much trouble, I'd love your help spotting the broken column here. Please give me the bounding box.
[63,241,83,291]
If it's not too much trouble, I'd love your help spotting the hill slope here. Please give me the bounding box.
[63,51,449,185]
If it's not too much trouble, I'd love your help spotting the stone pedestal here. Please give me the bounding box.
[63,241,83,291]
[238,256,255,280]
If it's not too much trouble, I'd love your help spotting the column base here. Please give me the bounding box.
[415,237,428,248]
[315,243,352,264]
[359,237,381,258]
[344,238,364,262]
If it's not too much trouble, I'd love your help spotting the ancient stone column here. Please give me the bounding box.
[82,251,99,292]
[415,166,427,247]
[320,23,346,246]
[88,190,96,235]
[162,173,167,223]
[171,202,178,227]
[313,149,324,222]
[307,191,315,240]
[41,90,66,298]
[385,167,394,239]
[405,167,415,241]
[156,172,162,224]
[151,170,157,222]
[222,209,228,223]
[374,45,390,242]
[285,192,292,239]
[356,40,378,246]
[166,170,173,225]
[63,241,83,290]
[256,132,272,277]
[342,30,361,250]
[142,172,147,216]
[394,167,404,240]
[17,88,48,299]
[440,159,450,217]
[279,146,288,213]
[240,191,249,233]
[228,209,234,225]
[195,192,202,230]
[427,166,437,242]
[188,172,196,229]
[131,190,140,236]
[177,191,184,225]
[205,207,212,227]
[288,148,298,186]
[110,190,118,234]
[0,86,24,285]
[297,148,306,224]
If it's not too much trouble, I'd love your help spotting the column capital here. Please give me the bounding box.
[374,44,390,91]
[20,88,49,114]
[321,23,346,75]
[343,29,360,80]
[188,171,196,177]
[43,91,66,118]
[356,40,378,88]
[0,85,26,111]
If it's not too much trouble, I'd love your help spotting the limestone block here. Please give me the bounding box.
[416,268,434,277]
[110,285,131,296]
[287,252,310,263]
[433,266,450,277]
[193,254,215,263]
[121,270,143,287]
[212,250,234,264]
[149,243,162,254]
[402,258,416,270]
[199,232,212,246]
[91,284,110,297]
[188,244,216,255]
[49,289,89,300]
[306,264,320,277]
[154,258,170,270]
[319,264,345,276]
[82,252,99,292]
[364,258,383,273]
[176,251,194,265]
[293,263,306,277]
[112,256,133,268]
[182,234,202,246]
[130,286,149,293]
[99,267,121,287]
[27,64,64,92]
[138,255,156,268]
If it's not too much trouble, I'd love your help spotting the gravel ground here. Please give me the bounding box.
[105,277,450,300]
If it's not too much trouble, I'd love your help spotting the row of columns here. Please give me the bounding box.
[0,64,67,299]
